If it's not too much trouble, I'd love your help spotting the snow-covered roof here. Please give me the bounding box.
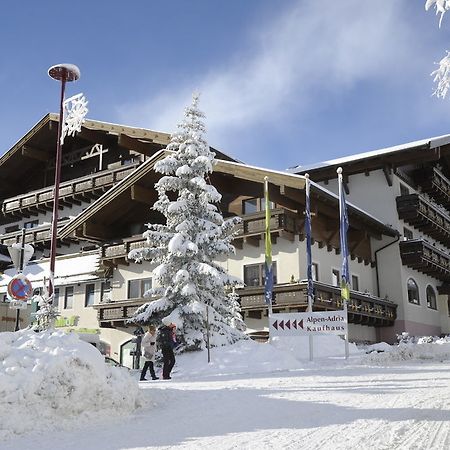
[288,133,450,173]
[0,252,101,292]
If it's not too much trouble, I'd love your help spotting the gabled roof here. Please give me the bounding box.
[289,134,450,181]
[0,114,239,199]
[59,150,398,242]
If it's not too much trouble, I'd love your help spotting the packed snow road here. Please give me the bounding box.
[5,360,450,450]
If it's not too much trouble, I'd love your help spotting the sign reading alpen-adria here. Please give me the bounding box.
[269,310,348,337]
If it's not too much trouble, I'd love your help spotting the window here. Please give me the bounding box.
[242,197,275,214]
[64,286,74,309]
[403,227,413,240]
[407,278,420,305]
[53,288,60,309]
[128,278,152,299]
[332,269,340,287]
[101,281,111,303]
[24,220,39,229]
[312,263,319,281]
[351,275,359,291]
[400,184,409,196]
[85,284,95,307]
[426,285,437,310]
[244,262,277,287]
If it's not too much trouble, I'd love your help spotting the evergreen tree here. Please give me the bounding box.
[129,94,246,351]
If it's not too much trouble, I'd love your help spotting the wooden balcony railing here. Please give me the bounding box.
[101,208,300,264]
[93,281,397,329]
[396,194,450,245]
[239,281,397,327]
[94,298,148,327]
[399,239,450,282]
[0,218,71,247]
[102,236,147,262]
[234,208,298,244]
[1,163,139,217]
[413,166,450,208]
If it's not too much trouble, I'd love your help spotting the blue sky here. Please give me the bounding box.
[1,0,450,170]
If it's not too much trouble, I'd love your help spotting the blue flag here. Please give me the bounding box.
[338,168,350,301]
[305,175,314,305]
[264,178,273,305]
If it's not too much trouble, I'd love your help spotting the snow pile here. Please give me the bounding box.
[361,335,450,364]
[174,338,304,378]
[0,330,138,440]
[171,335,362,379]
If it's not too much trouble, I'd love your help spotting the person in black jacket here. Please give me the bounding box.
[157,317,177,379]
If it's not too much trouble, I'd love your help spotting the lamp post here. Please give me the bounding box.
[47,64,80,302]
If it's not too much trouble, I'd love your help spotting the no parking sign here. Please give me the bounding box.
[7,273,33,302]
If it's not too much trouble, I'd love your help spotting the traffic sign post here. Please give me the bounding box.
[7,229,34,331]
[7,274,33,301]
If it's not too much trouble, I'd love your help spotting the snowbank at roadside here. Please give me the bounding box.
[362,335,450,364]
[0,329,138,440]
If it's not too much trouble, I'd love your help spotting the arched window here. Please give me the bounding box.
[426,285,437,310]
[407,278,420,305]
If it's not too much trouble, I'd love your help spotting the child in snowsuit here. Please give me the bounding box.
[140,325,159,381]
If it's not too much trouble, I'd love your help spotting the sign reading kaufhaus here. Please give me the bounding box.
[269,311,347,336]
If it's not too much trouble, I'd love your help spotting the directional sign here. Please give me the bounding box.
[7,274,33,301]
[269,310,348,337]
[8,243,34,270]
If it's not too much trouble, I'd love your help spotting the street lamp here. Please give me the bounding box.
[47,64,80,304]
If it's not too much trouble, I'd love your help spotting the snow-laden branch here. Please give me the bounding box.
[431,51,450,98]
[425,0,450,27]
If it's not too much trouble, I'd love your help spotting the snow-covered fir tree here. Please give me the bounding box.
[128,94,246,352]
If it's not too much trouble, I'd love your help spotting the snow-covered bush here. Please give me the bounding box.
[128,94,246,352]
[0,329,139,441]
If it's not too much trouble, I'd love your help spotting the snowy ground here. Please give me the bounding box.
[2,333,450,450]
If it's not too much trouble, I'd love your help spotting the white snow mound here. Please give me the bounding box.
[0,329,139,441]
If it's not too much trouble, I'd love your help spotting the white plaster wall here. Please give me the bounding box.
[111,261,154,300]
[56,282,100,329]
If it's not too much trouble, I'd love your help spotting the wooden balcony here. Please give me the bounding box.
[0,218,72,247]
[94,298,149,328]
[234,208,298,247]
[101,236,147,265]
[396,194,450,245]
[101,208,300,265]
[1,163,139,218]
[399,239,450,282]
[239,281,397,327]
[413,166,450,208]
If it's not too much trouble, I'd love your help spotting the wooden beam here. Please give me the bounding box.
[118,134,155,156]
[131,184,157,204]
[382,164,393,187]
[22,145,49,162]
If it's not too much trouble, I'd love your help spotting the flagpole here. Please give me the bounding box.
[337,167,350,359]
[264,177,274,324]
[305,174,314,361]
